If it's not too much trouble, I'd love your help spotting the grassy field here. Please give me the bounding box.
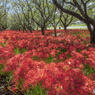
[48,24,87,29]
[70,23,86,27]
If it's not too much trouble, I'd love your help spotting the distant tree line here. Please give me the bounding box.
[0,0,95,43]
[7,0,76,36]
[0,0,8,31]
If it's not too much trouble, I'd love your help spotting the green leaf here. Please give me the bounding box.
[56,48,67,56]
[14,47,20,54]
[67,54,71,58]
[83,64,95,76]
[20,48,27,53]
[0,43,7,47]
[60,48,67,52]
[44,55,53,63]
[32,56,39,60]
[27,84,47,95]
[14,47,27,54]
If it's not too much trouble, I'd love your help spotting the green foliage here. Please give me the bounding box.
[14,47,27,54]
[0,43,7,47]
[5,38,9,41]
[0,0,8,31]
[56,48,67,56]
[4,71,13,84]
[0,64,4,75]
[20,48,27,53]
[26,84,47,95]
[83,64,95,76]
[0,64,12,76]
[44,55,53,63]
[77,49,81,52]
[14,47,20,54]
[32,56,39,60]
[0,64,13,84]
[56,47,60,50]
[67,54,71,58]
[72,32,81,36]
[60,48,67,52]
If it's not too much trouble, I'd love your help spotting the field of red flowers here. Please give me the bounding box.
[0,29,95,95]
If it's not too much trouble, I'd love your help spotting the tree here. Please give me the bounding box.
[16,0,36,32]
[60,12,73,31]
[52,0,95,44]
[49,6,61,36]
[8,13,21,30]
[59,4,77,31]
[25,0,53,35]
[8,0,36,32]
[0,0,8,31]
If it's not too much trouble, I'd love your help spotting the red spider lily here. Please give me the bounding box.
[0,30,95,95]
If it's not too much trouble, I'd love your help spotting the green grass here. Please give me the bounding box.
[83,64,95,76]
[44,55,53,63]
[26,84,47,95]
[70,23,86,27]
[0,43,7,47]
[56,48,67,56]
[14,47,27,54]
[0,64,4,75]
[46,23,87,29]
[0,64,13,76]
[0,64,13,85]
[72,32,81,36]
[32,56,39,60]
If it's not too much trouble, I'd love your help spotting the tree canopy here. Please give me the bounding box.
[52,0,95,43]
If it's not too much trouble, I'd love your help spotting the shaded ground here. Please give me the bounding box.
[0,75,24,95]
[0,75,11,95]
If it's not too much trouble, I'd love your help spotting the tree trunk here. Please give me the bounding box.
[25,30,27,33]
[28,27,32,33]
[64,26,67,31]
[29,29,32,33]
[54,26,57,37]
[87,24,95,44]
[90,30,95,44]
[23,29,25,33]
[37,25,38,30]
[41,27,44,35]
[45,26,47,30]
